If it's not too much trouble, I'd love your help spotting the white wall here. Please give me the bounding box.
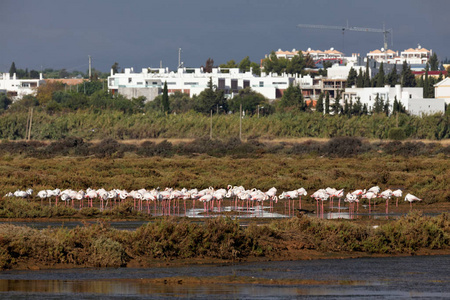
[343,85,423,112]
[407,98,445,116]
[434,78,450,105]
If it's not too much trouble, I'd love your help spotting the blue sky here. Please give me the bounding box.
[1,0,449,73]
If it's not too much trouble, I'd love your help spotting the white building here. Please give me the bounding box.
[108,67,295,101]
[366,45,432,70]
[434,77,450,105]
[0,73,44,100]
[343,85,444,116]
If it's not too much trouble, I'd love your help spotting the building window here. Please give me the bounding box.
[259,81,264,87]
[231,80,238,91]
[218,79,225,90]
[184,82,199,85]
[243,80,250,88]
[128,78,132,83]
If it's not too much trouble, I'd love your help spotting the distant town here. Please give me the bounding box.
[1,45,449,116]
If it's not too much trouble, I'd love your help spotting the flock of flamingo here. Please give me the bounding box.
[3,185,422,218]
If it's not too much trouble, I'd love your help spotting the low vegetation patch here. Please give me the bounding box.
[0,212,448,269]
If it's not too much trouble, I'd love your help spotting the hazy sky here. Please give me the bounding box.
[1,0,449,73]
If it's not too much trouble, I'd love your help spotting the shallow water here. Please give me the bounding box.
[0,255,448,299]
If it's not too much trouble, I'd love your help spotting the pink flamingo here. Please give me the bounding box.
[404,193,422,209]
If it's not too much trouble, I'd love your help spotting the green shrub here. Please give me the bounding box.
[388,128,406,140]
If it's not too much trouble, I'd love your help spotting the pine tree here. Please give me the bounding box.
[162,81,170,113]
[9,62,16,77]
[316,92,324,113]
[386,64,399,86]
[325,92,330,114]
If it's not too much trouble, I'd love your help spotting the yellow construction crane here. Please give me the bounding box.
[297,22,393,51]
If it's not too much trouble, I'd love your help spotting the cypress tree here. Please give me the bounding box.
[9,62,16,77]
[376,62,385,87]
[347,67,357,87]
[162,81,170,113]
[316,92,324,113]
[325,92,330,114]
[357,68,364,87]
[364,60,371,87]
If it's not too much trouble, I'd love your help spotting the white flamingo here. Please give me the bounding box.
[404,193,422,209]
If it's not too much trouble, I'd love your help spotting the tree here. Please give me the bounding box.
[364,60,371,87]
[316,92,324,113]
[111,62,120,74]
[331,91,341,115]
[347,67,357,87]
[356,68,364,87]
[59,68,70,78]
[423,63,430,98]
[228,87,267,115]
[279,85,305,110]
[386,64,399,86]
[401,61,416,87]
[304,54,315,68]
[9,62,17,77]
[194,77,227,114]
[429,52,439,71]
[0,94,12,112]
[250,62,261,76]
[29,70,40,79]
[162,81,170,113]
[203,58,214,73]
[353,97,363,116]
[383,98,390,116]
[324,92,330,114]
[375,62,385,87]
[219,60,238,72]
[286,52,306,75]
[392,96,406,114]
[373,93,384,114]
[239,56,251,72]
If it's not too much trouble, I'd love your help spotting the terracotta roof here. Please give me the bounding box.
[403,47,430,53]
[324,49,343,54]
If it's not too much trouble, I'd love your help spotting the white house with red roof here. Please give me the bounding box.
[366,45,432,69]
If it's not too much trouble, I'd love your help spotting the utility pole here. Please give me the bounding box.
[88,55,92,80]
[210,110,213,139]
[239,104,242,141]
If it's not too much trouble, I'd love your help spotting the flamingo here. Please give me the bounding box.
[404,193,422,209]
[379,189,393,215]
[296,188,307,210]
[362,191,377,213]
[392,189,403,207]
